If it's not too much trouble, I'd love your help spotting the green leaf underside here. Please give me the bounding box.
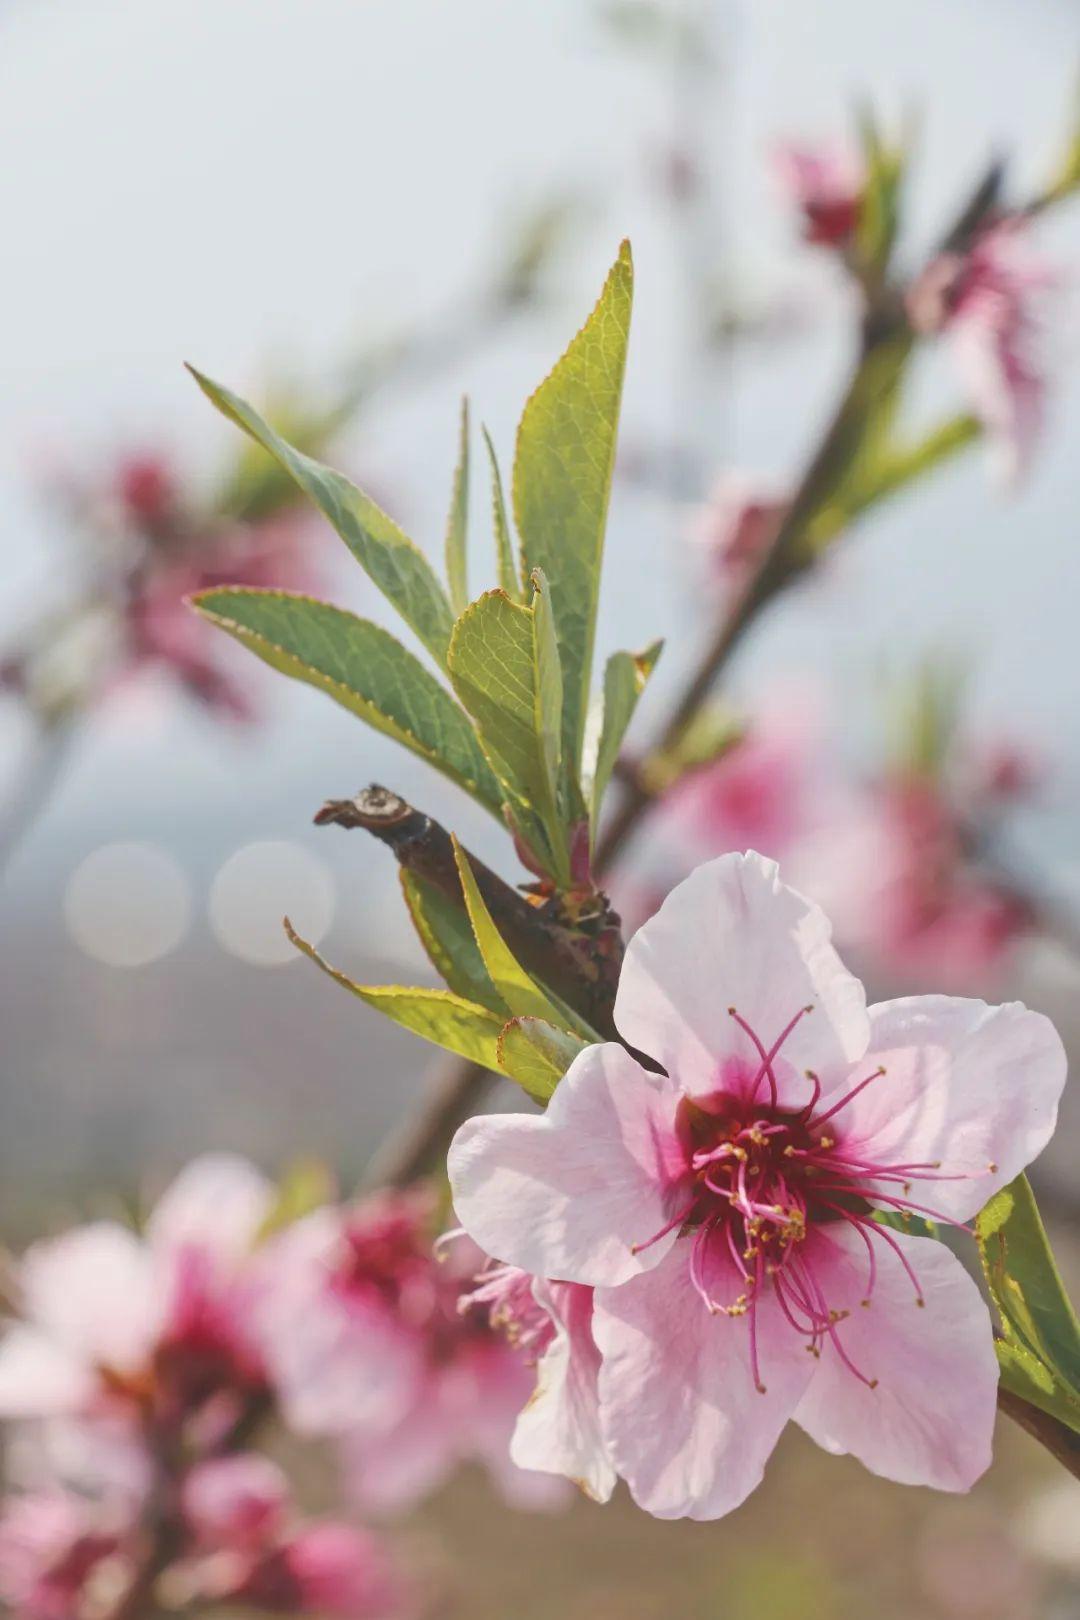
[589,639,663,831]
[977,1174,1080,1433]
[445,398,470,616]
[192,589,501,813]
[285,919,503,1070]
[399,870,504,1014]
[497,1016,588,1103]
[446,589,566,875]
[188,367,455,666]
[482,425,522,602]
[451,839,565,1024]
[513,241,633,770]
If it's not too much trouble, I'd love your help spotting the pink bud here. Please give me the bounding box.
[772,142,863,248]
[182,1455,289,1551]
[115,454,177,527]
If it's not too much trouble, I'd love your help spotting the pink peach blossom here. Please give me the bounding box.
[0,1491,132,1620]
[182,1454,289,1552]
[773,143,864,249]
[230,1520,401,1617]
[805,775,1036,990]
[122,511,317,720]
[659,685,831,865]
[450,852,1065,1520]
[182,1456,402,1617]
[495,1273,615,1504]
[687,474,789,596]
[908,224,1059,484]
[0,1155,275,1434]
[257,1190,435,1439]
[259,1189,568,1513]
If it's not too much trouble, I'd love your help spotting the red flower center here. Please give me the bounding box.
[633,1004,991,1393]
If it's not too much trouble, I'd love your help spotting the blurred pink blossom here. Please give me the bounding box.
[260,1191,567,1514]
[908,224,1060,484]
[121,508,317,721]
[0,1491,132,1620]
[182,1453,289,1552]
[773,143,864,249]
[230,1520,401,1617]
[21,448,322,725]
[661,686,831,863]
[807,773,1036,990]
[182,1456,402,1618]
[687,474,789,596]
[0,1155,275,1436]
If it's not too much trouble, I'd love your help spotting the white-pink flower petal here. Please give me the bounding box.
[146,1153,275,1263]
[593,1241,815,1520]
[614,852,869,1099]
[449,1043,684,1288]
[0,1329,97,1419]
[843,996,1067,1222]
[793,1225,998,1490]
[19,1223,159,1377]
[511,1281,615,1504]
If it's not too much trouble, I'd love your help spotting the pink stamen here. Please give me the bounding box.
[728,1002,813,1106]
[631,1199,695,1256]
[812,1066,887,1128]
[838,1210,926,1306]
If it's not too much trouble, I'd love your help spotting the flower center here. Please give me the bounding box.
[461,1262,555,1362]
[633,1003,991,1395]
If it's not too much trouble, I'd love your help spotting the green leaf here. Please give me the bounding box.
[188,367,455,666]
[513,241,633,770]
[285,919,503,1070]
[446,588,568,878]
[977,1174,1080,1434]
[854,106,906,285]
[192,588,501,813]
[808,414,982,554]
[445,398,470,615]
[482,425,522,603]
[399,870,504,1014]
[451,837,564,1024]
[497,1016,588,1103]
[588,639,663,831]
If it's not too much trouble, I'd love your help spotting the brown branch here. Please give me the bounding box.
[315,784,622,1039]
[998,1387,1080,1481]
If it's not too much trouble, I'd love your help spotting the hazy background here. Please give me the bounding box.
[1,5,1079,1614]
